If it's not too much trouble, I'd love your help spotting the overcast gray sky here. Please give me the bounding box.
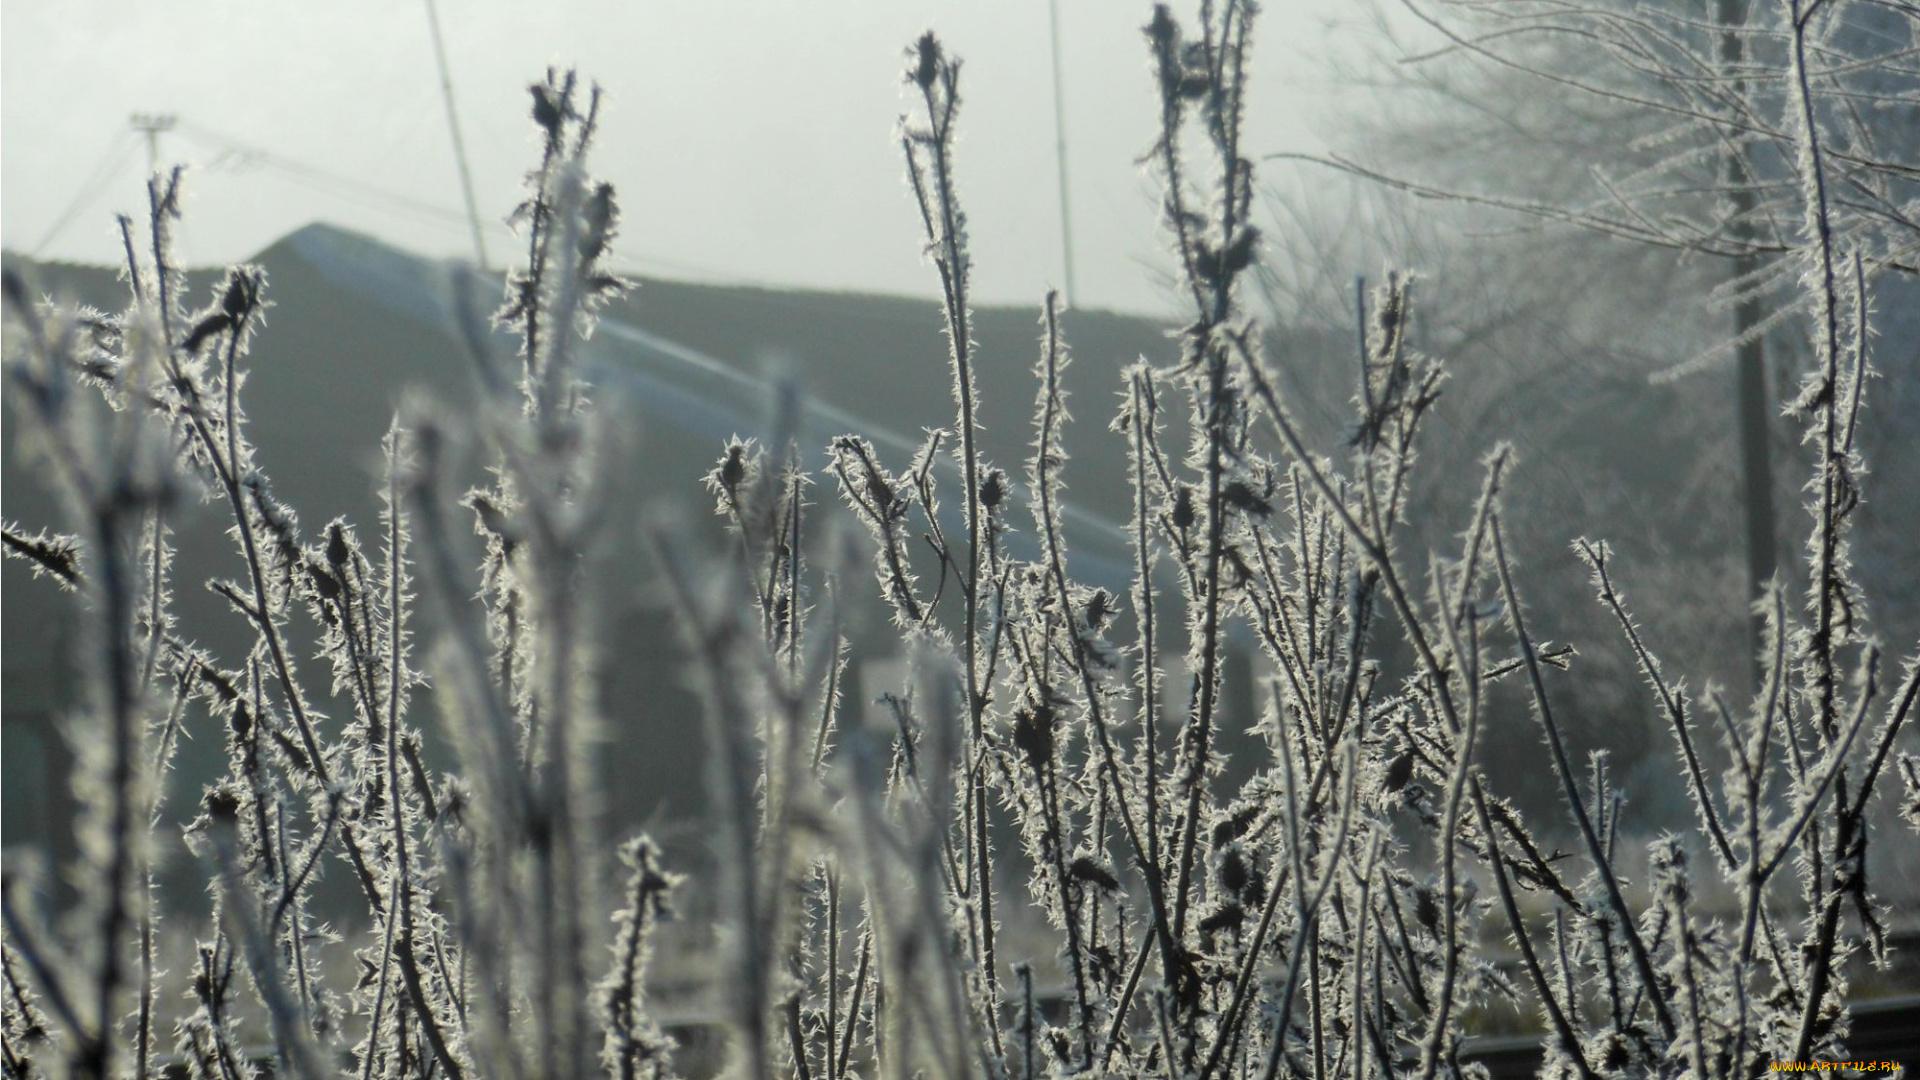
[3,1,1386,315]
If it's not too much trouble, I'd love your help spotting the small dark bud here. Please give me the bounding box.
[1088,944,1118,981]
[271,728,313,775]
[866,469,894,515]
[580,182,616,263]
[1193,241,1220,283]
[1172,485,1196,529]
[1222,227,1258,274]
[204,667,240,703]
[980,468,1005,509]
[309,564,341,602]
[531,84,563,134]
[1383,748,1415,793]
[183,312,232,353]
[326,523,351,569]
[1146,5,1178,47]
[720,444,747,490]
[1012,706,1054,771]
[1415,885,1440,931]
[912,33,941,90]
[221,270,257,320]
[1218,847,1249,897]
[1199,902,1245,935]
[1211,804,1258,846]
[204,786,241,824]
[1221,481,1271,517]
[1069,856,1120,892]
[443,784,469,826]
[1085,588,1111,629]
[1376,280,1404,338]
[468,494,514,544]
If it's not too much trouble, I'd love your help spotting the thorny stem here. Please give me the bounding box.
[167,245,464,1077]
[1789,0,1843,747]
[1259,729,1360,1080]
[1143,10,1262,1011]
[1490,515,1676,1042]
[1415,599,1482,1080]
[1030,293,1097,1067]
[904,37,1006,1060]
[1580,540,1738,870]
[1469,782,1596,1078]
[88,511,137,1080]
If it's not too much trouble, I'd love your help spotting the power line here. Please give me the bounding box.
[1047,0,1079,307]
[32,115,766,289]
[422,0,491,272]
[29,130,138,257]
[176,121,485,227]
[174,122,750,281]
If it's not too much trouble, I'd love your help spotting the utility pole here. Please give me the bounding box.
[423,0,491,272]
[1047,0,1079,307]
[1718,0,1776,694]
[129,113,176,176]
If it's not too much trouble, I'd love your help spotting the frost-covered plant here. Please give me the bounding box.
[2,70,673,1080]
[3,3,1916,1080]
[671,6,1917,1080]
